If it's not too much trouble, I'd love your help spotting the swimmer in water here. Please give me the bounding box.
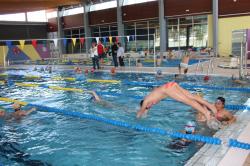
[137,82,220,130]
[85,91,114,108]
[11,102,36,118]
[214,97,236,125]
[156,70,164,78]
[168,121,196,149]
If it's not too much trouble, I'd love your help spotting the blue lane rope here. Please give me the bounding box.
[26,103,221,145]
[229,139,250,150]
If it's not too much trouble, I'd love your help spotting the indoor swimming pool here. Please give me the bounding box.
[0,69,249,166]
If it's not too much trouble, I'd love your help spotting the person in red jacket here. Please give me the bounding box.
[97,40,105,65]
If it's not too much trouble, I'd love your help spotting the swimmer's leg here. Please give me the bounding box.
[165,88,212,120]
[175,84,217,115]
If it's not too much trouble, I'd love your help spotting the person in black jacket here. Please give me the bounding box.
[111,41,118,67]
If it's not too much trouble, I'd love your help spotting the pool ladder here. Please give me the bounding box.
[195,58,214,75]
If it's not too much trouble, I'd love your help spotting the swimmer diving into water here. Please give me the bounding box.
[137,82,221,130]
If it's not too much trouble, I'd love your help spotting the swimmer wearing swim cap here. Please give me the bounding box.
[167,121,196,150]
[156,70,163,78]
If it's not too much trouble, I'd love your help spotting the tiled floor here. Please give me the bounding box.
[244,155,250,166]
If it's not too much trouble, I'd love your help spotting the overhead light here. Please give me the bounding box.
[185,9,190,12]
[233,0,237,2]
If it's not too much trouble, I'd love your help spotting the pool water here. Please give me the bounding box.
[0,69,249,166]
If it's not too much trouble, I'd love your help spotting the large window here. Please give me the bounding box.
[0,13,25,22]
[63,7,84,17]
[64,28,86,54]
[168,15,208,49]
[27,10,46,22]
[123,0,157,6]
[124,20,158,53]
[90,1,117,12]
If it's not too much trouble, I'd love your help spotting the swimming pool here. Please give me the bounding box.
[0,69,249,166]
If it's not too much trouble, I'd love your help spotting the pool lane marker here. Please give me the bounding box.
[1,73,250,92]
[1,97,250,150]
[0,97,222,146]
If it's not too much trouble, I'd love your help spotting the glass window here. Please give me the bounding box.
[63,7,84,17]
[27,10,46,22]
[46,11,57,19]
[90,1,117,12]
[92,27,100,33]
[0,13,25,22]
[72,29,79,35]
[101,31,110,37]
[168,18,178,26]
[168,26,179,48]
[193,15,207,24]
[124,23,135,30]
[123,0,157,6]
[136,22,147,29]
[110,25,117,31]
[64,30,72,36]
[80,28,85,34]
[100,26,109,32]
[179,17,192,25]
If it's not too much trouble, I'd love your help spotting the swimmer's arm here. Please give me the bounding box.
[225,111,236,124]
[137,102,148,118]
[23,108,36,115]
[85,91,101,102]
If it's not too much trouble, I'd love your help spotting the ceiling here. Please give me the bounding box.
[0,0,82,14]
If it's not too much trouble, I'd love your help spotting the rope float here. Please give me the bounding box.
[1,97,250,150]
[0,97,221,145]
[1,73,250,92]
[87,79,121,84]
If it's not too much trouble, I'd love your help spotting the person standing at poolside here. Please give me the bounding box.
[111,41,118,67]
[90,42,100,70]
[117,43,125,67]
[97,40,105,65]
[179,52,190,75]
[137,82,221,130]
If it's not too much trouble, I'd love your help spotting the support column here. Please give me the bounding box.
[83,2,91,54]
[159,0,167,57]
[117,0,125,45]
[213,0,218,57]
[57,7,64,57]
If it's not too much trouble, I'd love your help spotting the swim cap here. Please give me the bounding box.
[207,118,222,130]
[157,70,162,75]
[204,75,210,81]
[185,121,196,133]
[91,68,95,73]
[84,69,89,74]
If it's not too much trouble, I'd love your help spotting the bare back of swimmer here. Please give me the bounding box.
[137,82,220,129]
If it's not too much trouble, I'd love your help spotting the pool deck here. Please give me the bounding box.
[6,57,249,77]
[185,99,250,166]
[2,57,250,165]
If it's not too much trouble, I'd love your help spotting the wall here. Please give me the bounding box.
[123,1,158,21]
[247,29,250,58]
[165,0,211,17]
[0,24,47,40]
[218,16,250,56]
